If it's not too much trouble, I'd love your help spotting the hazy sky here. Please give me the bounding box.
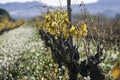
[0,0,98,6]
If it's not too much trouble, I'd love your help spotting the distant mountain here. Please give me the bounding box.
[72,0,120,17]
[0,1,48,19]
[0,0,120,19]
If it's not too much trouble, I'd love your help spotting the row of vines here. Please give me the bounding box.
[34,9,120,80]
[0,17,25,35]
[0,5,119,80]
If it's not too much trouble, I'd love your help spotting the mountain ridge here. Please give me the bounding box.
[0,0,120,19]
[72,0,120,17]
[0,1,47,19]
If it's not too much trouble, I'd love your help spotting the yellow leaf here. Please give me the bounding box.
[63,13,68,17]
[110,63,120,80]
[64,18,70,25]
[69,26,77,36]
[45,14,50,19]
[55,68,58,73]
[46,22,51,27]
[82,30,88,37]
[80,23,87,31]
[52,21,57,27]
[0,23,5,29]
[70,26,75,31]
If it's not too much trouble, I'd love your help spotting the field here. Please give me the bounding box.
[0,6,120,80]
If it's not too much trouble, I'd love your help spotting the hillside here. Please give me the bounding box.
[0,0,120,19]
[72,0,120,17]
[0,1,47,19]
[0,8,11,20]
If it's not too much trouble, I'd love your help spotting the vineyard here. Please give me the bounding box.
[0,2,120,80]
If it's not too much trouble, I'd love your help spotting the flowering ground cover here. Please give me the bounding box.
[0,23,119,80]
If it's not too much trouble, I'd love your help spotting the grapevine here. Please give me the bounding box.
[0,18,25,35]
[37,9,105,80]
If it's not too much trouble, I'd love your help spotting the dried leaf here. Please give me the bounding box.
[110,63,120,80]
